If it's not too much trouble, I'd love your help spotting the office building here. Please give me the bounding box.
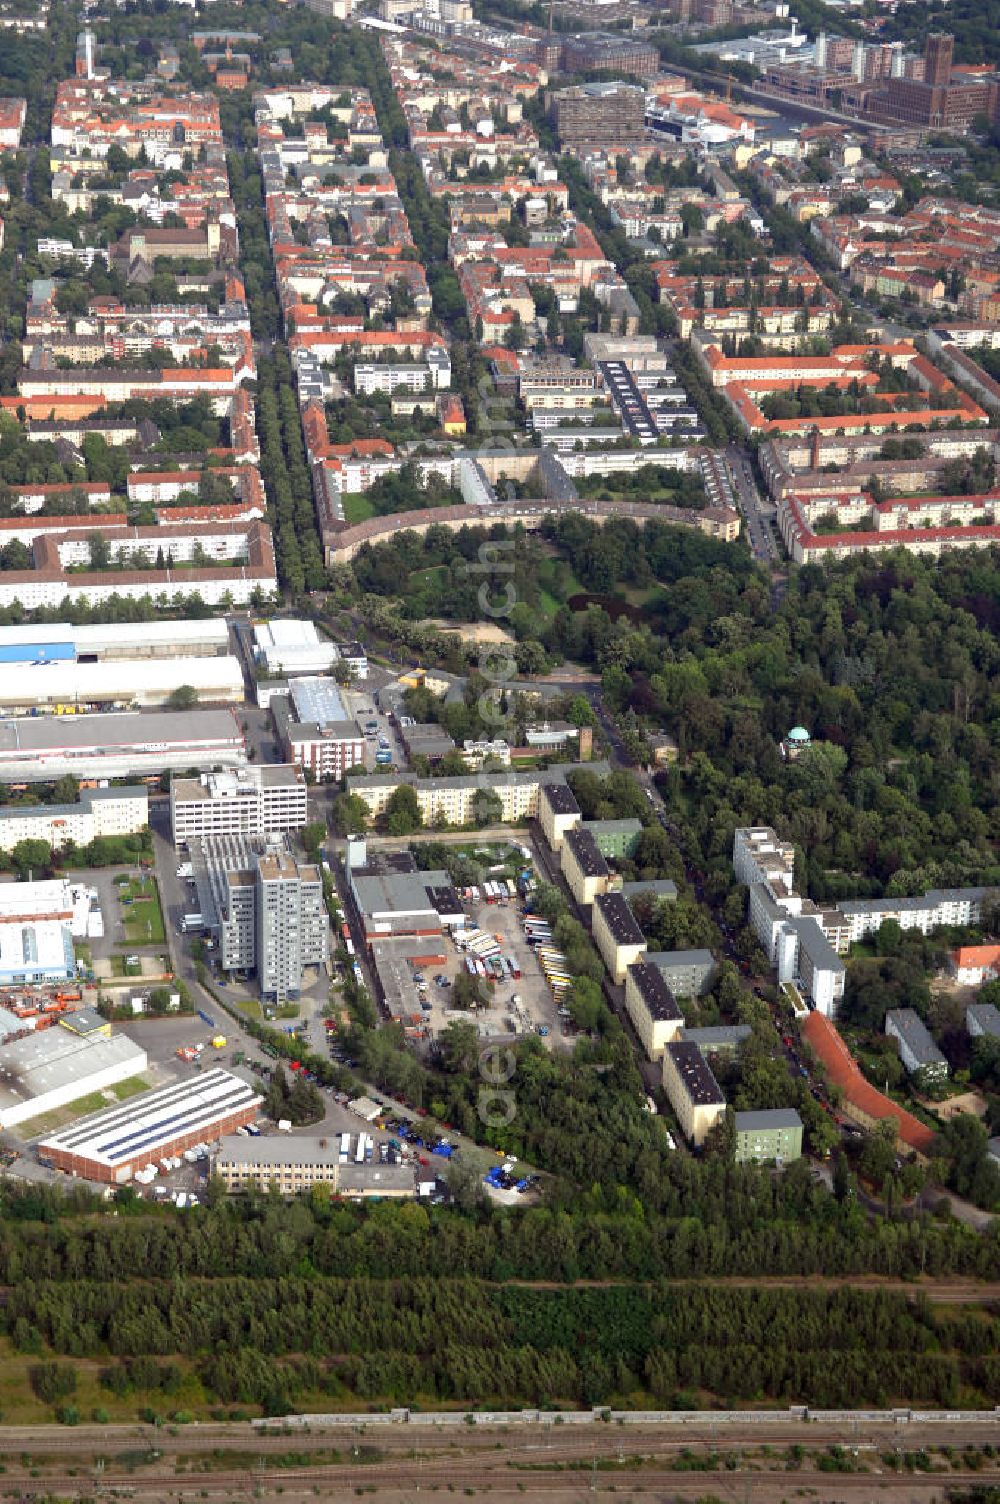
[170,765,308,843]
[624,961,683,1060]
[733,1108,803,1164]
[867,32,999,131]
[885,1007,948,1082]
[257,850,327,1002]
[198,838,328,1000]
[38,1068,261,1183]
[215,1135,415,1197]
[552,82,647,151]
[662,1039,725,1147]
[272,678,365,782]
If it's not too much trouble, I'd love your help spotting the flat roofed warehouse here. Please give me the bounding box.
[38,1067,262,1183]
[0,708,245,782]
[0,655,245,711]
[0,1026,148,1129]
[0,618,230,661]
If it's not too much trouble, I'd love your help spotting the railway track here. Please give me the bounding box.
[5,1460,1000,1501]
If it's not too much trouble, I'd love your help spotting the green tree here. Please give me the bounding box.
[384,784,423,836]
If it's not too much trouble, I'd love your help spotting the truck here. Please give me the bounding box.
[339,1132,351,1164]
[182,913,205,934]
[354,1133,367,1164]
[198,1010,215,1027]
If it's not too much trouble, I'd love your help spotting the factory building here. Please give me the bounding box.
[170,765,308,843]
[0,1023,148,1130]
[0,709,246,783]
[38,1068,261,1183]
[0,786,147,854]
[253,619,366,679]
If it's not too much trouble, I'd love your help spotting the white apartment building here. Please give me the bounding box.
[0,786,148,854]
[170,765,308,843]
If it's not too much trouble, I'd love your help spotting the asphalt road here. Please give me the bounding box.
[724,443,781,565]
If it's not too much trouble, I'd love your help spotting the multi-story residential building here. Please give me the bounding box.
[645,949,716,999]
[170,766,308,844]
[662,1040,726,1146]
[885,1007,949,1082]
[538,780,582,852]
[592,891,647,984]
[733,1108,803,1164]
[560,826,611,907]
[347,764,607,828]
[624,961,684,1060]
[0,786,148,853]
[967,1002,1000,1040]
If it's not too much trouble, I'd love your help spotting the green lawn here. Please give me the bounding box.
[343,491,375,524]
[119,876,165,944]
[18,1074,152,1139]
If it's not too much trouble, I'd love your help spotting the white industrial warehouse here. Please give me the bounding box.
[0,1025,148,1129]
[0,657,245,712]
[0,618,232,660]
[0,709,246,782]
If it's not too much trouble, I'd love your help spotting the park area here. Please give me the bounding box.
[116,875,165,945]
